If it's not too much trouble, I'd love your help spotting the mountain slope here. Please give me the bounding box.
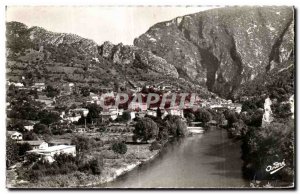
[6,6,295,99]
[6,22,185,92]
[134,6,294,98]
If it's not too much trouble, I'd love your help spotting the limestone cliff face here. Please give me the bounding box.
[99,41,179,78]
[6,22,179,90]
[134,6,294,98]
[28,26,99,56]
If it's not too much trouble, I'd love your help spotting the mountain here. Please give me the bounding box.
[6,22,187,92]
[134,6,294,98]
[6,6,294,99]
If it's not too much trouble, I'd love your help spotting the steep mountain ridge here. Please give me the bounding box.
[6,6,294,99]
[134,6,294,98]
[6,22,185,92]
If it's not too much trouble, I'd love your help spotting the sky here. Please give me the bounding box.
[6,6,219,45]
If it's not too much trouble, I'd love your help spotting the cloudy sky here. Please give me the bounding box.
[6,6,219,45]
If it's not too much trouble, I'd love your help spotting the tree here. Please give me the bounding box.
[156,107,162,118]
[23,131,38,140]
[224,110,239,128]
[121,112,131,122]
[33,123,51,134]
[45,85,60,98]
[6,21,33,53]
[111,142,127,155]
[133,117,159,142]
[18,143,32,156]
[242,120,294,182]
[85,104,102,124]
[25,153,40,165]
[8,121,26,133]
[186,112,195,123]
[242,100,257,112]
[71,136,94,152]
[6,138,19,168]
[164,115,188,137]
[39,111,61,125]
[195,109,212,124]
[246,110,263,127]
[88,157,103,175]
[81,87,90,97]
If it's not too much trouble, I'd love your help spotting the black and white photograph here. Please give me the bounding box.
[4,4,295,189]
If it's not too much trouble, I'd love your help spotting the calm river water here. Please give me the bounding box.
[100,128,249,188]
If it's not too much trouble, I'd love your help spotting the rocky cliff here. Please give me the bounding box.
[6,22,182,91]
[134,6,294,98]
[6,6,294,98]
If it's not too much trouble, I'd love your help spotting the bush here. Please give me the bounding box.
[133,117,159,142]
[228,120,248,139]
[186,112,195,123]
[224,110,239,128]
[23,131,38,140]
[45,85,60,98]
[195,109,212,124]
[33,123,51,135]
[241,120,294,182]
[164,115,188,137]
[242,100,257,112]
[121,112,131,122]
[88,157,103,175]
[111,142,127,155]
[71,136,94,152]
[18,143,32,157]
[149,141,161,151]
[6,138,19,167]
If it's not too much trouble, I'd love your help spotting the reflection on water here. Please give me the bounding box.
[100,128,249,188]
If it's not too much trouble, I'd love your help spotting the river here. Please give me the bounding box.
[100,128,249,188]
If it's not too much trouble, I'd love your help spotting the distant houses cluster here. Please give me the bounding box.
[7,80,242,164]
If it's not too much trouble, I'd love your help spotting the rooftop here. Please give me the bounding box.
[27,145,76,154]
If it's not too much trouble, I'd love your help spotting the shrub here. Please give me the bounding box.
[88,157,103,175]
[195,109,212,124]
[241,120,294,182]
[121,112,131,122]
[149,141,161,151]
[224,110,239,128]
[242,100,257,112]
[71,136,94,152]
[186,112,195,123]
[18,143,32,157]
[23,131,38,140]
[33,123,51,135]
[111,142,127,155]
[164,115,188,137]
[133,117,159,142]
[6,138,19,168]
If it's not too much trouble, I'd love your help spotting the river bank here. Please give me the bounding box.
[10,143,160,188]
[9,128,249,188]
[98,128,249,188]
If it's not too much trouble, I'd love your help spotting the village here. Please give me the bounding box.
[6,79,243,187]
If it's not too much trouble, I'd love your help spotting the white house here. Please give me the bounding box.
[146,110,157,117]
[90,92,99,101]
[167,107,184,118]
[24,125,34,131]
[66,108,89,122]
[27,145,76,163]
[101,107,119,121]
[75,128,86,133]
[128,102,148,111]
[13,82,24,87]
[32,82,46,91]
[7,131,22,141]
